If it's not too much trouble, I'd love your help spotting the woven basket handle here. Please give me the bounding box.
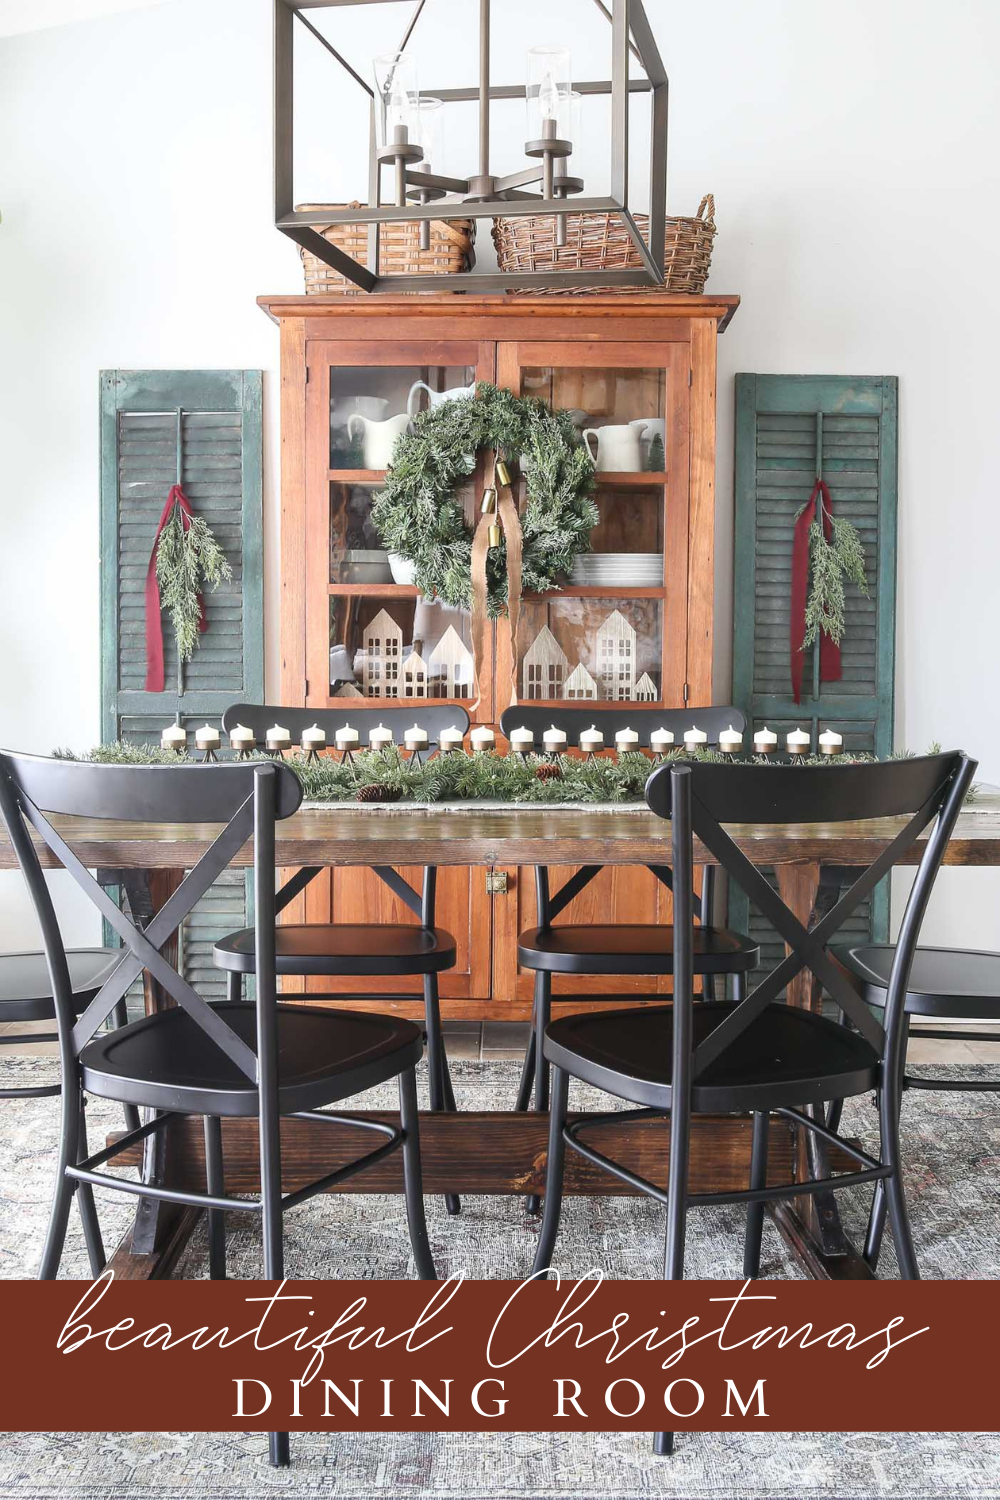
[696,194,715,222]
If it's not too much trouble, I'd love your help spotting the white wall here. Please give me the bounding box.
[1,0,998,948]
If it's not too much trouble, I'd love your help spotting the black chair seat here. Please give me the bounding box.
[80,1001,424,1116]
[214,924,457,976]
[0,948,122,1022]
[837,944,1000,1021]
[544,1000,880,1112]
[518,924,759,976]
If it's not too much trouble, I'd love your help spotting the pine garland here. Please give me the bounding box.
[155,506,232,664]
[370,382,598,614]
[63,742,970,805]
[801,509,869,649]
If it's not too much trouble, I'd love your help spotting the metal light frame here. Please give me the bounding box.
[274,0,668,293]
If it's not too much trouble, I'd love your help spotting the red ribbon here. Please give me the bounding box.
[145,485,205,692]
[790,478,841,706]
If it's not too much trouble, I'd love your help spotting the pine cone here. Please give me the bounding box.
[535,761,564,782]
[355,784,402,803]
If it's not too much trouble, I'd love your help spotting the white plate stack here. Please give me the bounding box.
[569,552,664,586]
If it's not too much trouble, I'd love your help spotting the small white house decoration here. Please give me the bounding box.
[563,661,598,700]
[402,650,428,699]
[634,671,657,702]
[363,608,403,698]
[523,625,568,700]
[430,625,474,699]
[596,608,636,700]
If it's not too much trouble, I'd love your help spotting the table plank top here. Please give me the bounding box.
[3,802,1000,870]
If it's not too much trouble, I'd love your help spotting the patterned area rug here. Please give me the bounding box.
[1,1055,999,1498]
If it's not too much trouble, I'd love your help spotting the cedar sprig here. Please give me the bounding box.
[155,505,232,664]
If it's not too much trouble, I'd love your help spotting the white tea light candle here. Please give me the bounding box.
[265,724,291,751]
[615,727,639,751]
[719,726,743,755]
[470,726,496,752]
[543,725,568,753]
[439,725,465,753]
[194,724,221,750]
[787,727,811,756]
[650,727,675,752]
[579,725,604,753]
[683,726,708,751]
[301,724,327,749]
[368,723,393,750]
[335,724,359,750]
[161,723,187,752]
[508,726,534,754]
[404,724,428,751]
[819,728,844,756]
[753,726,778,755]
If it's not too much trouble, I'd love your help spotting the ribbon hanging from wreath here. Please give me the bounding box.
[371,382,598,706]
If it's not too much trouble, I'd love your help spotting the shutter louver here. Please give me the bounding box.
[731,374,898,969]
[99,371,264,1005]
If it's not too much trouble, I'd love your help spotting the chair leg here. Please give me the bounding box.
[864,1179,888,1271]
[112,1000,141,1135]
[259,1096,287,1467]
[204,1116,226,1281]
[531,1064,568,1278]
[399,1066,437,1280]
[514,1022,536,1112]
[76,1096,106,1277]
[227,970,243,1002]
[742,1110,769,1278]
[654,1432,675,1457]
[38,1077,83,1280]
[525,970,551,1215]
[655,1024,693,1458]
[423,973,460,1216]
[879,1073,920,1280]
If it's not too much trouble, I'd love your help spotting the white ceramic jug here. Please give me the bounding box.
[348,411,410,469]
[582,423,642,473]
[407,380,476,417]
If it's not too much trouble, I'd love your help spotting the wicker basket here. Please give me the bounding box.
[296,203,475,293]
[491,195,715,295]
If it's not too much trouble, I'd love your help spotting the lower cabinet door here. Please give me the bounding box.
[277,865,491,1011]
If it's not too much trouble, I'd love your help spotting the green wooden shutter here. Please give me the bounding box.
[731,373,898,972]
[99,369,264,1001]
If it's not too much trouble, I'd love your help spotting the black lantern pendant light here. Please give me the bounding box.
[273,0,668,292]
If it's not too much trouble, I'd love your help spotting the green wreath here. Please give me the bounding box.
[370,381,598,615]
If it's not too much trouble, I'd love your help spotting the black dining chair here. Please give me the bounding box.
[0,751,436,1470]
[0,949,139,1277]
[217,703,469,1216]
[498,704,755,1210]
[530,751,975,1457]
[833,941,1000,1268]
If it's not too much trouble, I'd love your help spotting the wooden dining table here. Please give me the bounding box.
[4,799,999,1283]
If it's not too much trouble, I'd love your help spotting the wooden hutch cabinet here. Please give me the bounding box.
[259,292,738,1021]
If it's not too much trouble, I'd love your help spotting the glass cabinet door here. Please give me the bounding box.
[305,340,494,719]
[495,342,690,716]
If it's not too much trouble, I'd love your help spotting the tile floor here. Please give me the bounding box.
[2,1018,996,1065]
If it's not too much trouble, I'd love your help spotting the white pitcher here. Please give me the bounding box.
[348,411,410,469]
[582,423,642,473]
[407,380,476,417]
